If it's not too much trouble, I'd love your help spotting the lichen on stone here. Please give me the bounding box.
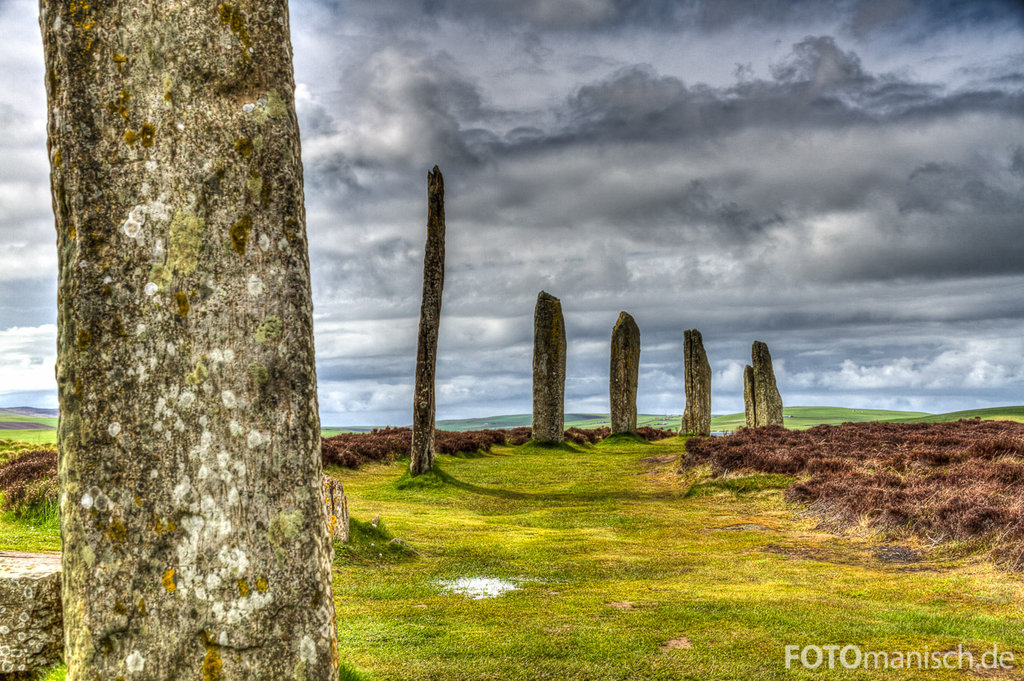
[254,316,283,344]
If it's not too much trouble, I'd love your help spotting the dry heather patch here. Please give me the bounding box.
[322,425,676,469]
[682,420,1024,567]
[0,449,58,514]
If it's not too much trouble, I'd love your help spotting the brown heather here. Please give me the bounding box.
[0,449,58,513]
[682,420,1024,567]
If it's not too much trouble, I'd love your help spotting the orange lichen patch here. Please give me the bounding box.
[218,4,251,58]
[104,517,127,543]
[237,579,250,597]
[235,137,253,158]
[202,648,222,681]
[53,149,62,167]
[124,129,137,146]
[140,123,156,147]
[162,568,176,592]
[255,576,268,593]
[113,53,127,72]
[229,214,252,254]
[175,291,190,317]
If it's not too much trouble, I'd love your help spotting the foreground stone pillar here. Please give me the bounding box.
[744,341,784,427]
[42,3,338,678]
[609,312,640,433]
[532,291,566,443]
[0,552,62,675]
[411,166,446,476]
[679,329,711,436]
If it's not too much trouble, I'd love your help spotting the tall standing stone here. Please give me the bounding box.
[411,166,445,476]
[532,291,566,443]
[609,312,641,434]
[680,329,712,436]
[41,3,338,679]
[744,341,784,427]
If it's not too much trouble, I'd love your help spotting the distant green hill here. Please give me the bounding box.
[888,405,1024,424]
[710,406,932,432]
[9,405,1024,446]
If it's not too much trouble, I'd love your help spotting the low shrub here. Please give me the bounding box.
[0,449,58,515]
[682,420,1024,567]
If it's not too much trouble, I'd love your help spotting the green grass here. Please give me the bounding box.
[4,432,1024,679]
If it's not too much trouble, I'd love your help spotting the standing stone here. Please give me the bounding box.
[745,341,784,427]
[0,552,62,675]
[609,312,641,434]
[532,291,567,443]
[743,365,756,427]
[41,3,338,679]
[679,329,712,436]
[322,475,349,544]
[411,166,445,476]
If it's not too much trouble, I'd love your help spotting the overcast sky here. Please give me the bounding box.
[1,1,1023,426]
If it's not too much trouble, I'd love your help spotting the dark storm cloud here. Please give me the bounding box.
[2,0,1023,424]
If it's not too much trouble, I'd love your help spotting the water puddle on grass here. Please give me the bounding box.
[437,576,520,599]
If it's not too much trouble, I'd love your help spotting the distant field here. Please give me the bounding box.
[9,406,1024,444]
[0,409,57,445]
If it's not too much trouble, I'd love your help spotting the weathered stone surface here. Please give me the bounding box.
[412,166,445,476]
[679,329,712,436]
[42,3,338,678]
[745,341,784,427]
[0,552,62,675]
[743,365,756,427]
[323,475,349,543]
[532,291,566,443]
[610,312,641,434]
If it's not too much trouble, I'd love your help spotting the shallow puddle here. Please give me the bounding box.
[438,576,520,599]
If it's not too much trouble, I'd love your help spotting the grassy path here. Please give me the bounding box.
[331,437,1024,680]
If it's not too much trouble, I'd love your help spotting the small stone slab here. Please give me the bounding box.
[0,552,63,674]
[323,475,350,543]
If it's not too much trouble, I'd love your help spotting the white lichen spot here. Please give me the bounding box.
[258,233,271,251]
[153,420,163,432]
[218,631,229,646]
[178,391,195,409]
[125,650,145,673]
[150,469,158,479]
[247,274,264,296]
[145,160,157,172]
[103,276,112,284]
[121,206,146,239]
[226,486,239,507]
[152,238,166,261]
[199,415,209,427]
[221,390,237,408]
[176,122,185,131]
[217,450,231,468]
[278,238,289,251]
[210,349,224,364]
[174,418,185,432]
[247,430,263,449]
[200,430,213,450]
[197,464,210,480]
[242,103,255,113]
[108,422,121,437]
[172,477,192,505]
[223,349,235,363]
[80,492,94,510]
[165,342,176,357]
[299,635,316,664]
[144,282,158,297]
[205,572,222,591]
[136,323,148,336]
[229,420,243,437]
[218,546,249,577]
